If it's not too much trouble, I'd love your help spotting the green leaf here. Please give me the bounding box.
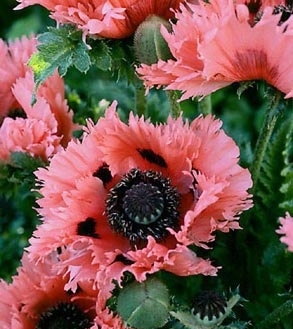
[108,39,137,82]
[117,277,170,329]
[29,25,91,89]
[0,152,45,198]
[88,39,112,71]
[0,153,44,280]
[256,116,291,219]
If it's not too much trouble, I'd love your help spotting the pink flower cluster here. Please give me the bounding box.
[1,1,277,327]
[0,94,254,327]
[0,36,77,162]
[9,100,251,326]
[0,9,257,324]
[15,0,184,39]
[137,0,293,100]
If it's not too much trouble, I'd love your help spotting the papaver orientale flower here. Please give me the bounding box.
[0,36,77,162]
[137,0,293,100]
[15,0,184,39]
[0,36,37,118]
[0,252,128,329]
[28,101,252,300]
[276,212,293,252]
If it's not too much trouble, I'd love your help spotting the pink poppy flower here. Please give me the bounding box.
[137,0,293,100]
[276,212,293,252]
[0,71,76,162]
[0,36,77,162]
[0,36,37,118]
[28,101,252,299]
[15,0,184,39]
[0,116,61,162]
[0,252,127,329]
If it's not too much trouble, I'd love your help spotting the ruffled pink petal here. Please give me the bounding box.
[276,212,293,252]
[0,280,21,329]
[16,0,183,39]
[0,116,61,161]
[0,36,37,117]
[94,308,128,329]
[163,244,219,276]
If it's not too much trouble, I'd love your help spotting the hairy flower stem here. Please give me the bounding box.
[166,90,181,118]
[250,90,283,193]
[255,299,293,329]
[198,95,212,115]
[135,83,148,117]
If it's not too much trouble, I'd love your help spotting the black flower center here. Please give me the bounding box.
[106,168,180,244]
[123,182,164,224]
[36,302,92,329]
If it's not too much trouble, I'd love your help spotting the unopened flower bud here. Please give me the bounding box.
[171,289,242,328]
[191,290,228,326]
[134,15,173,65]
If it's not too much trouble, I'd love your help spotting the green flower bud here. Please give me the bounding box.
[134,15,173,65]
[191,290,227,326]
[170,290,242,329]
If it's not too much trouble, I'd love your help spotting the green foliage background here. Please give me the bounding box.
[0,1,293,328]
